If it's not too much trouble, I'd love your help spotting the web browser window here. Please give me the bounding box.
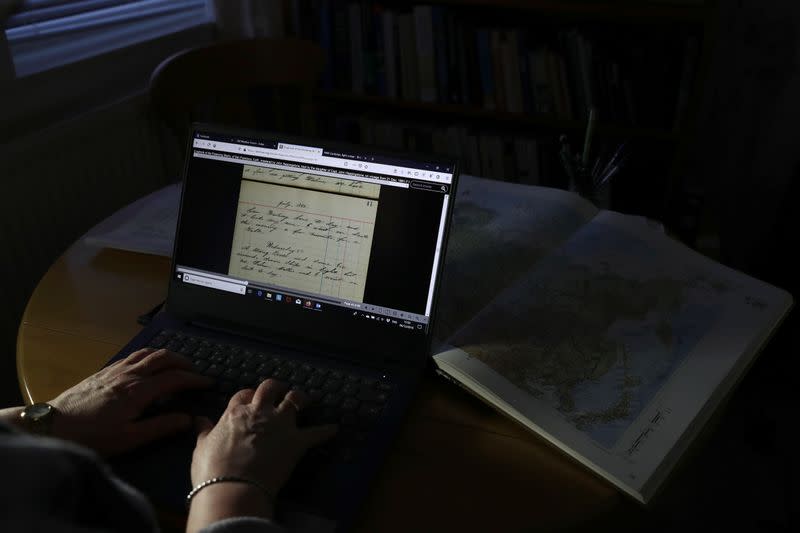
[173,130,455,335]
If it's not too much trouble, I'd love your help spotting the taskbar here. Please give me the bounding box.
[175,267,428,333]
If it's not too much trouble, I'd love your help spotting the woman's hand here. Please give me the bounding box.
[47,347,212,456]
[191,378,336,493]
[187,379,336,530]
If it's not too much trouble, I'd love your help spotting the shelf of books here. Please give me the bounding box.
[258,0,713,221]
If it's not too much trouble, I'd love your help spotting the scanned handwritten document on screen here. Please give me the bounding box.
[229,166,380,302]
[243,165,381,199]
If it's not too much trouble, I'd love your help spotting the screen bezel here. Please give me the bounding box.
[165,122,459,371]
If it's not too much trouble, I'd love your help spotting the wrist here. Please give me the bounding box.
[187,478,274,532]
[1,404,59,436]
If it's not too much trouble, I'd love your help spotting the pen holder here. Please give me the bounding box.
[571,166,594,201]
[569,166,609,209]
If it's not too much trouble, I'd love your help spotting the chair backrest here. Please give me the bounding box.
[148,37,325,171]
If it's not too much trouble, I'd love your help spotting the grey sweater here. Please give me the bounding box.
[0,421,285,533]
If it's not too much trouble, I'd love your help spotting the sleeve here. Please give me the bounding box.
[199,516,288,533]
[0,420,159,533]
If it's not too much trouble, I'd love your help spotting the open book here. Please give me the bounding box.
[433,175,793,504]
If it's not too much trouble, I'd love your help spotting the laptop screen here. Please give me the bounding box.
[168,124,457,361]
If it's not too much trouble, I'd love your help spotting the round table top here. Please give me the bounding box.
[16,188,628,532]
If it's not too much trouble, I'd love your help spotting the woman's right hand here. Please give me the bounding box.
[187,379,336,531]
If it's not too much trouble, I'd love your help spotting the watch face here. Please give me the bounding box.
[27,403,52,421]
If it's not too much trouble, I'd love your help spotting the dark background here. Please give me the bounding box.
[1,1,798,532]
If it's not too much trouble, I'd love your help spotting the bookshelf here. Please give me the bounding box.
[262,0,717,237]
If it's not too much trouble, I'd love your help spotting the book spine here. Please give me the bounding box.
[317,0,334,90]
[413,5,437,103]
[475,29,494,110]
[348,2,365,94]
[332,5,351,91]
[382,10,398,99]
[432,6,449,104]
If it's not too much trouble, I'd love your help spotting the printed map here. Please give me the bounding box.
[448,219,741,448]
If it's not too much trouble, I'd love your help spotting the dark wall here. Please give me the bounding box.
[683,0,800,298]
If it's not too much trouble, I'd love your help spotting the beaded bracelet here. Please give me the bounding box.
[186,476,274,507]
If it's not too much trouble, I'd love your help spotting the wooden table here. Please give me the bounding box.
[17,199,630,532]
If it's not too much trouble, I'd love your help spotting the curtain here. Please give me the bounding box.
[5,0,212,77]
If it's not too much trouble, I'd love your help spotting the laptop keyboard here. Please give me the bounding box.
[145,329,394,463]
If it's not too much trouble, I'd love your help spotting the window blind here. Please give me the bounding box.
[5,0,214,77]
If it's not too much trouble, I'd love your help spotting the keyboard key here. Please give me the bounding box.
[376,381,394,392]
[239,372,257,386]
[289,370,309,385]
[273,367,291,380]
[321,393,340,407]
[192,359,209,373]
[204,364,223,377]
[306,373,325,388]
[241,358,259,370]
[149,335,169,349]
[165,340,183,352]
[194,347,211,359]
[341,398,359,411]
[358,403,382,422]
[358,388,388,404]
[255,362,274,375]
[322,379,341,393]
[255,353,274,364]
[341,383,359,396]
[308,388,323,402]
[222,368,240,381]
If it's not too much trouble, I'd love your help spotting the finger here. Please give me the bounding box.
[135,369,213,406]
[134,349,193,375]
[252,378,289,408]
[297,424,338,450]
[123,412,193,450]
[275,389,310,417]
[228,387,255,408]
[124,347,158,366]
[195,416,214,441]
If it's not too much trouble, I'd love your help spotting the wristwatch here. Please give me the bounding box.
[19,403,55,435]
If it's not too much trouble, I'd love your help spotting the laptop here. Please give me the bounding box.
[104,122,459,532]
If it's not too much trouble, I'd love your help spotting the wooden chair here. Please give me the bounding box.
[147,38,325,177]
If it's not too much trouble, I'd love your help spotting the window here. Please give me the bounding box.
[5,0,214,77]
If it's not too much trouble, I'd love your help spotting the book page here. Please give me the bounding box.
[437,210,792,501]
[229,179,379,302]
[435,174,598,344]
[243,165,381,199]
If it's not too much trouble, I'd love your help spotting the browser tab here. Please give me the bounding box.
[276,143,323,160]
